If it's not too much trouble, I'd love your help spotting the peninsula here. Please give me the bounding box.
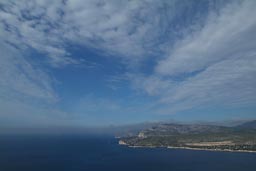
[118,121,256,152]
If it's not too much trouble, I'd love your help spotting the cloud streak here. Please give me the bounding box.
[0,41,57,102]
[1,0,220,66]
[136,0,256,113]
[156,0,256,76]
[0,0,255,126]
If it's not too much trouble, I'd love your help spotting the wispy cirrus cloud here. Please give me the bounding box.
[0,40,64,127]
[0,41,57,102]
[156,0,256,76]
[1,0,219,66]
[1,0,202,124]
[0,0,255,126]
[134,0,256,113]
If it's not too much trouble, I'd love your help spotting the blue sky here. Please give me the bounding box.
[0,0,256,127]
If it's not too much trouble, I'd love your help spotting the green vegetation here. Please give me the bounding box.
[120,122,256,152]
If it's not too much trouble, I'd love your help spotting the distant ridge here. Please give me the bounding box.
[237,120,256,129]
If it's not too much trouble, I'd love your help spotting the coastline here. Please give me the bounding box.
[166,146,256,153]
[118,140,256,153]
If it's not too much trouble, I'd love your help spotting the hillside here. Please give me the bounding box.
[119,121,256,152]
[237,120,256,129]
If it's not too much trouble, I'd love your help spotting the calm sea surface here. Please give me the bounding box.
[0,134,256,171]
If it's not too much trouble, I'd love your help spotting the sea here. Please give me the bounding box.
[0,134,256,171]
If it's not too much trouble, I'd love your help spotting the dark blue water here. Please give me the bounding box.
[0,134,256,171]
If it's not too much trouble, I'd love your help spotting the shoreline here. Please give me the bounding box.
[118,140,256,153]
[166,146,256,153]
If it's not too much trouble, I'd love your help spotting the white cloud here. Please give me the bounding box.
[130,74,174,96]
[135,0,256,113]
[161,54,256,111]
[156,0,256,76]
[0,0,79,67]
[0,41,57,102]
[0,0,255,125]
[0,40,66,127]
[0,0,207,66]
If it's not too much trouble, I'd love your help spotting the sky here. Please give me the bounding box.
[0,0,256,128]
